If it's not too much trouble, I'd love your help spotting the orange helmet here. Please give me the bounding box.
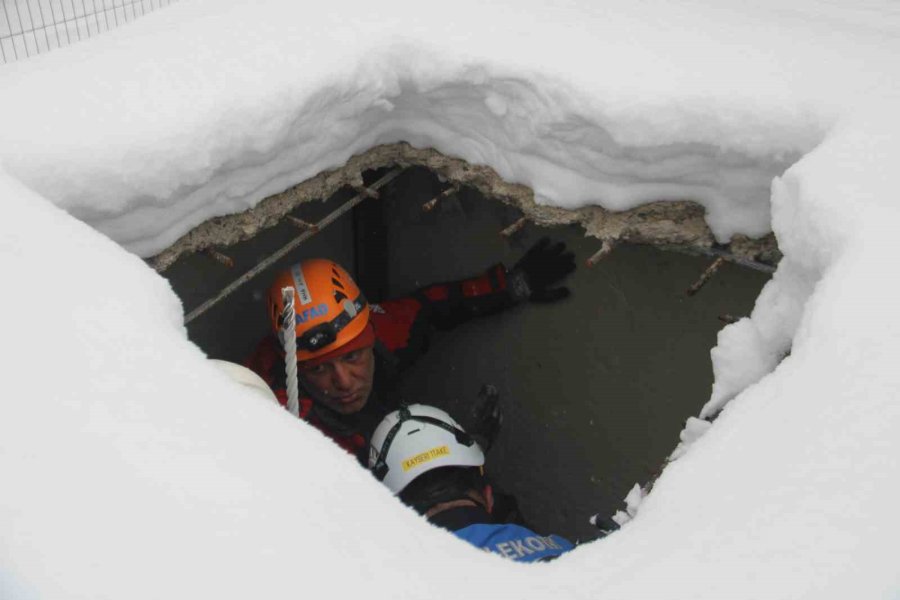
[267,259,371,362]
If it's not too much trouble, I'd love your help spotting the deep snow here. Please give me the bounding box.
[1,0,899,598]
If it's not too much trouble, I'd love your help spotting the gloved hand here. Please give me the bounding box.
[508,237,576,303]
[590,514,621,538]
[469,384,503,452]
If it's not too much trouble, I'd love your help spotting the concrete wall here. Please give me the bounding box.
[380,168,769,542]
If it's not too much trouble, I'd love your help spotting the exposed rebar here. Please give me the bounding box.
[586,240,616,267]
[206,248,235,268]
[182,167,403,325]
[422,184,460,212]
[285,215,318,232]
[687,256,727,296]
[500,216,527,238]
[352,185,379,199]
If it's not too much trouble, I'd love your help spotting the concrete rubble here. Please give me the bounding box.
[150,142,780,272]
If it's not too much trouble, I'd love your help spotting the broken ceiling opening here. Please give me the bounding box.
[158,145,774,542]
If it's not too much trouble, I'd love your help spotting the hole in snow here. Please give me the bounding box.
[158,152,774,543]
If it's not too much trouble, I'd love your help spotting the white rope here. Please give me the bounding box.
[281,287,300,417]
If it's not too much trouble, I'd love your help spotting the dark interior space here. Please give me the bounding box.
[162,166,770,543]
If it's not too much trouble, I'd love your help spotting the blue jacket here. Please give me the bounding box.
[430,506,574,562]
[455,522,574,562]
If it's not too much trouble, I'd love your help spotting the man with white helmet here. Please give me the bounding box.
[209,359,280,405]
[369,404,574,562]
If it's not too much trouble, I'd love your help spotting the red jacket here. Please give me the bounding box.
[246,264,513,457]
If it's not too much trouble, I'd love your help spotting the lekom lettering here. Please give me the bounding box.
[492,536,563,559]
[296,303,328,324]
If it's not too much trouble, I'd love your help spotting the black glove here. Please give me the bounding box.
[469,384,503,452]
[508,237,576,303]
[591,514,621,538]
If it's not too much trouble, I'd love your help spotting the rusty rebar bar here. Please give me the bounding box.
[206,248,235,268]
[352,185,379,199]
[184,167,403,324]
[687,256,727,296]
[586,240,616,267]
[422,184,460,212]
[499,216,527,238]
[285,215,319,232]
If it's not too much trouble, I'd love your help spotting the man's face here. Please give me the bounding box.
[299,347,376,415]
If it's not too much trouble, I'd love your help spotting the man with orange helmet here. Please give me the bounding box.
[245,238,575,460]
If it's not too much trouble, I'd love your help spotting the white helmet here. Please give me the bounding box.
[369,404,485,494]
[210,359,279,405]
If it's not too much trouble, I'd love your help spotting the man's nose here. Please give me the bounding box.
[331,363,354,391]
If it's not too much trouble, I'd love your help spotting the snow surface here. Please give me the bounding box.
[2,0,900,598]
